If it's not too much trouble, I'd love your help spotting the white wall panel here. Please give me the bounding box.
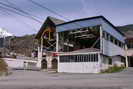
[102,38,125,56]
[58,62,100,73]
[4,58,37,69]
[4,58,24,68]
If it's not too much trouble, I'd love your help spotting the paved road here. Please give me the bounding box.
[0,68,133,89]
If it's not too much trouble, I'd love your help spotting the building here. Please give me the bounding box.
[36,16,127,73]
[35,16,65,70]
[125,36,133,67]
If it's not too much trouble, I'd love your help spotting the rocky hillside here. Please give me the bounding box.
[9,34,38,57]
[2,24,133,57]
[117,24,133,36]
[0,58,8,75]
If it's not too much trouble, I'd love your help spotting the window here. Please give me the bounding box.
[60,54,99,63]
[103,31,106,38]
[109,58,112,65]
[118,41,121,47]
[93,54,98,62]
[95,54,98,61]
[84,55,88,62]
[88,55,90,62]
[77,55,79,62]
[91,54,94,62]
[106,33,110,40]
[114,39,117,45]
[110,35,114,42]
[103,31,124,48]
[127,43,133,48]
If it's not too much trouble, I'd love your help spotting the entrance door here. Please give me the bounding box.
[41,59,47,69]
[128,56,133,67]
[52,59,58,69]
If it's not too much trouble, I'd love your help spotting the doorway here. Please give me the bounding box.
[52,58,58,69]
[128,56,133,67]
[41,59,47,69]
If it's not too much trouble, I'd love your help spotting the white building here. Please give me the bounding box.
[36,16,127,73]
[125,36,133,67]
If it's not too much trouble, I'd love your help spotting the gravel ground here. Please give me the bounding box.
[0,68,133,89]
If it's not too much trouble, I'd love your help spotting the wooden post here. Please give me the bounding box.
[49,31,51,40]
[41,36,43,54]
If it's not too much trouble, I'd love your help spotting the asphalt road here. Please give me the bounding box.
[0,68,133,89]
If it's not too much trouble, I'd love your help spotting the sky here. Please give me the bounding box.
[0,0,133,36]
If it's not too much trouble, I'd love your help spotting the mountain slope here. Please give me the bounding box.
[9,34,38,57]
[117,24,133,36]
[2,24,133,57]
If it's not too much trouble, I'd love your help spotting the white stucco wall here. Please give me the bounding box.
[4,58,37,69]
[36,52,43,68]
[111,56,124,67]
[4,58,24,69]
[100,55,109,70]
[58,62,100,73]
[126,49,133,56]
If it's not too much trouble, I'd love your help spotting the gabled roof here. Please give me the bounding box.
[56,16,125,36]
[35,16,65,39]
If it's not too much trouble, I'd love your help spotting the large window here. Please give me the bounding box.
[127,43,133,49]
[58,26,100,52]
[60,54,99,63]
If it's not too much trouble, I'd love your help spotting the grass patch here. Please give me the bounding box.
[101,65,125,73]
[0,58,8,76]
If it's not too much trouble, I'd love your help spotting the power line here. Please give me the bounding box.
[5,0,42,21]
[0,1,42,24]
[28,0,70,21]
[0,5,35,22]
[0,7,37,32]
[28,0,85,28]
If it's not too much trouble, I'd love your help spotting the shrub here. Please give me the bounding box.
[0,58,8,76]
[101,65,125,73]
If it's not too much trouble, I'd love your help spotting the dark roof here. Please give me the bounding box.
[35,16,65,39]
[56,16,125,36]
[48,16,65,25]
